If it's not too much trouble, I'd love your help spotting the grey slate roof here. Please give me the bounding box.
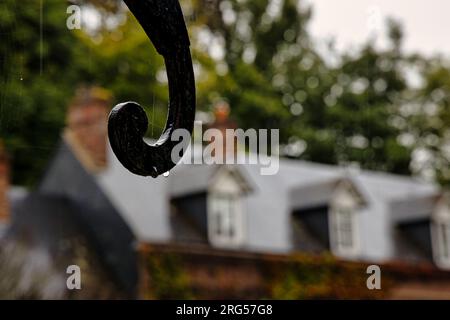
[168,147,438,214]
[9,193,106,258]
[36,140,138,296]
[96,143,171,243]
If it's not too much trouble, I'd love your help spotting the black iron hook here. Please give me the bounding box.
[108,0,196,178]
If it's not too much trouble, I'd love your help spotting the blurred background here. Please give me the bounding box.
[1,0,450,299]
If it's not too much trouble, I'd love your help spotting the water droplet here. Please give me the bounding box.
[163,171,170,177]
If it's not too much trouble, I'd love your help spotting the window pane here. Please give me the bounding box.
[335,208,354,250]
[211,194,238,242]
[215,207,222,235]
[228,206,235,238]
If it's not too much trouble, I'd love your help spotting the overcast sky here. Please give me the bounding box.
[304,0,450,58]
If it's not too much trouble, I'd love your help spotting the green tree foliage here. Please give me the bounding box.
[0,0,168,186]
[397,58,450,185]
[1,0,449,186]
[0,0,93,186]
[186,0,415,174]
[81,11,169,134]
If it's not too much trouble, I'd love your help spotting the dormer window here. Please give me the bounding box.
[207,167,250,248]
[331,206,357,254]
[432,197,450,268]
[209,193,242,245]
[329,180,363,258]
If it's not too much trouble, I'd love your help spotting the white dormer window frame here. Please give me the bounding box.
[207,168,247,248]
[329,181,362,258]
[432,198,450,269]
[208,192,244,247]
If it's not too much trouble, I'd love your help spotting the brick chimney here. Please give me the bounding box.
[207,101,238,160]
[0,141,10,224]
[64,86,112,173]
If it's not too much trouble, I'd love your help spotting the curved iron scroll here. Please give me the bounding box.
[108,0,196,178]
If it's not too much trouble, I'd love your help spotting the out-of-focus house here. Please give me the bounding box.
[2,90,450,298]
[42,95,450,272]
[164,154,442,268]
